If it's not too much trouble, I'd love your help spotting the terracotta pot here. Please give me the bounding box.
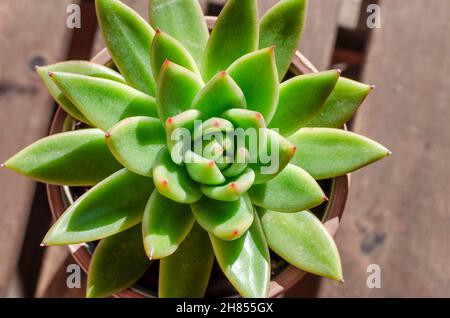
[46,16,349,298]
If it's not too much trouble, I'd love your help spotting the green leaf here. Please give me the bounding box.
[191,194,254,241]
[259,0,307,79]
[269,70,340,136]
[249,164,326,212]
[42,169,153,245]
[50,72,157,131]
[201,168,255,202]
[157,61,203,122]
[106,117,165,177]
[153,147,202,204]
[306,77,372,128]
[288,128,391,179]
[228,48,279,122]
[87,224,151,298]
[210,212,270,298]
[184,150,226,185]
[149,0,208,66]
[202,0,259,80]
[5,129,122,186]
[151,30,200,81]
[37,61,125,124]
[142,190,195,259]
[159,223,214,298]
[250,129,296,184]
[96,0,156,95]
[258,209,343,281]
[165,109,203,162]
[192,71,246,119]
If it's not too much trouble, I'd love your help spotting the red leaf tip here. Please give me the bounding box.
[232,230,239,236]
[219,71,227,77]
[48,72,54,77]
[370,84,376,90]
[207,160,215,167]
[323,195,329,202]
[160,179,169,187]
[105,132,111,138]
[166,117,174,125]
[155,28,161,34]
[336,69,342,75]
[0,163,5,168]
[163,59,171,67]
[40,242,47,247]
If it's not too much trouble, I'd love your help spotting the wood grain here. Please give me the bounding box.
[317,0,450,297]
[0,0,73,297]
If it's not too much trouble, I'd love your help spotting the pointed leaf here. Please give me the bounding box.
[86,225,151,298]
[259,0,307,79]
[5,129,121,186]
[106,117,165,177]
[227,48,279,122]
[153,147,202,204]
[157,61,203,122]
[289,128,391,179]
[96,0,156,95]
[50,72,157,131]
[37,61,125,124]
[151,30,200,81]
[201,168,255,202]
[191,194,254,241]
[192,72,246,119]
[269,70,340,136]
[165,109,203,162]
[249,164,326,212]
[142,190,195,259]
[306,77,372,128]
[184,150,226,185]
[210,212,270,298]
[202,0,258,80]
[159,223,214,298]
[42,169,153,245]
[250,129,296,184]
[259,209,343,281]
[149,0,209,66]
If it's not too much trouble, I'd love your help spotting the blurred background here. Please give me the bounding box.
[0,0,449,297]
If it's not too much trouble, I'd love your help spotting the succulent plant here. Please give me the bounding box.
[3,0,390,298]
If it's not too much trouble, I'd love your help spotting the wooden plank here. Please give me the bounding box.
[259,0,341,71]
[0,0,73,297]
[317,0,450,297]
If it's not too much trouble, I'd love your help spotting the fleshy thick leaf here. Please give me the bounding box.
[191,194,254,241]
[192,72,246,119]
[289,128,391,179]
[159,223,214,298]
[50,72,157,131]
[249,164,326,212]
[250,129,296,184]
[96,0,156,95]
[202,0,259,80]
[210,212,270,298]
[37,61,125,124]
[201,168,255,202]
[87,225,151,298]
[227,48,279,122]
[106,117,165,177]
[259,0,307,79]
[42,169,153,245]
[306,77,372,128]
[157,61,203,122]
[151,30,200,81]
[142,190,195,259]
[5,129,122,186]
[184,150,226,185]
[258,209,343,281]
[149,0,209,66]
[153,147,202,204]
[269,70,340,136]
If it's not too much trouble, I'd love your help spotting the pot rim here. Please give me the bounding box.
[46,16,349,298]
